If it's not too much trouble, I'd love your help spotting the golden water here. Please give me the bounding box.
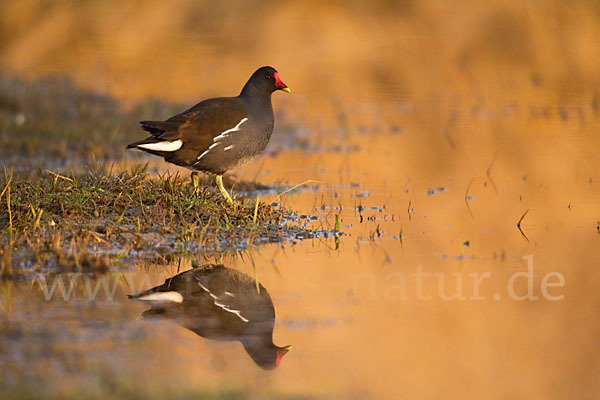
[1,0,600,398]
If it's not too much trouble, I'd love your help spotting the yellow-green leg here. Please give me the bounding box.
[215,175,234,205]
[191,171,199,193]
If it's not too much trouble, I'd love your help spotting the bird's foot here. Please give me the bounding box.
[215,175,235,205]
[191,171,200,193]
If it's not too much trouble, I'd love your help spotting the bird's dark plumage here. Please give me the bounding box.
[127,66,289,176]
[129,264,291,369]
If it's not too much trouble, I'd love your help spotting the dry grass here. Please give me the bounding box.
[0,164,312,277]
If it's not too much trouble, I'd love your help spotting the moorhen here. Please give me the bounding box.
[129,264,291,369]
[127,66,290,204]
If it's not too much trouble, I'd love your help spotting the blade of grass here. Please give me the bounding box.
[277,179,321,200]
[253,196,260,224]
[516,209,530,242]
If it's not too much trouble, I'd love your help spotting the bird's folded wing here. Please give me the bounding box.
[192,274,253,322]
[138,98,248,147]
[139,120,180,138]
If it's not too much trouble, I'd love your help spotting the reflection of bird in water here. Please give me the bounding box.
[129,264,291,369]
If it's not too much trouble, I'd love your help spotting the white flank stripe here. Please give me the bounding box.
[214,301,249,322]
[138,291,183,303]
[223,145,234,151]
[137,140,183,152]
[197,282,247,322]
[198,282,210,292]
[196,143,219,162]
[214,118,248,142]
[196,149,210,161]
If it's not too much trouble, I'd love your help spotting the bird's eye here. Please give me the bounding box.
[265,74,271,80]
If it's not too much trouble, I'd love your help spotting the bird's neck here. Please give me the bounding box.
[239,91,274,124]
[241,334,274,348]
[241,335,278,366]
[239,85,273,107]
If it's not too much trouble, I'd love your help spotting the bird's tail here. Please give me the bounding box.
[126,137,183,154]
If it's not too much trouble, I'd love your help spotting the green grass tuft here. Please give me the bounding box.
[0,164,312,277]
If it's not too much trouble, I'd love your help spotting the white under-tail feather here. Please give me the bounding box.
[137,291,184,304]
[137,140,183,152]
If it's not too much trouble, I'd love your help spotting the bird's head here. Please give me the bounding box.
[244,66,291,96]
[244,342,292,370]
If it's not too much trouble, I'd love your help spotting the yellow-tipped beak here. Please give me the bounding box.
[281,87,291,93]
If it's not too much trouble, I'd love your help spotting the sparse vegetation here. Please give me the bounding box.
[0,164,313,277]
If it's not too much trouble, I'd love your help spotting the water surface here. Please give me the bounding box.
[3,103,599,398]
[2,1,600,398]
